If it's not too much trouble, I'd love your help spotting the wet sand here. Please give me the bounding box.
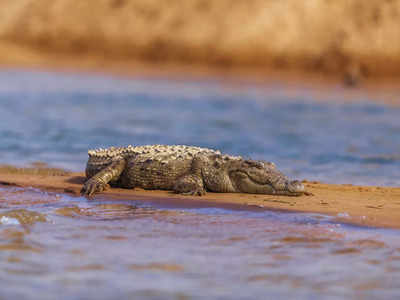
[1,168,399,229]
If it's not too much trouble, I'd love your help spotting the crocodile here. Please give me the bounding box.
[81,145,306,197]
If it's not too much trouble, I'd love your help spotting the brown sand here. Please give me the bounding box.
[1,0,400,82]
[1,169,399,229]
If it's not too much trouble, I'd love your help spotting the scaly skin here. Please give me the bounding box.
[81,145,306,197]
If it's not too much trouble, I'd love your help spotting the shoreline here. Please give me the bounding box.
[1,167,399,229]
[1,41,400,107]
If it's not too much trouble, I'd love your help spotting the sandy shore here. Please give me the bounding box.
[1,168,399,229]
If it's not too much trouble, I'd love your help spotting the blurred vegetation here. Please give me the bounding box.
[0,0,399,79]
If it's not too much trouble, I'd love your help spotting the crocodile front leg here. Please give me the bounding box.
[173,174,206,196]
[173,155,206,196]
[81,159,126,197]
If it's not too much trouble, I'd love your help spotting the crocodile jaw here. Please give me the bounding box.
[228,163,305,196]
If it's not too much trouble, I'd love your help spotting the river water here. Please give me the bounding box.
[1,70,400,186]
[0,70,400,299]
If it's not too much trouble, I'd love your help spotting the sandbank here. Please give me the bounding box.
[1,167,399,229]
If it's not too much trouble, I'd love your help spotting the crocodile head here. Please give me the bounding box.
[204,155,305,196]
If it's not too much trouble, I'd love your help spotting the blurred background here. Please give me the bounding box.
[1,0,400,81]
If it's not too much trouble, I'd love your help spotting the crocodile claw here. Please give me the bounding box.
[81,179,108,197]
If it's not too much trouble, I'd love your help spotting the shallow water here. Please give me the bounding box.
[0,70,399,186]
[1,186,400,299]
[0,70,400,299]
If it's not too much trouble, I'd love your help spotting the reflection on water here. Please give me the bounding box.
[1,186,400,299]
[0,70,399,186]
[0,209,47,226]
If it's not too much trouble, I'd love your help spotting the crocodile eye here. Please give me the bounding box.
[244,160,263,169]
